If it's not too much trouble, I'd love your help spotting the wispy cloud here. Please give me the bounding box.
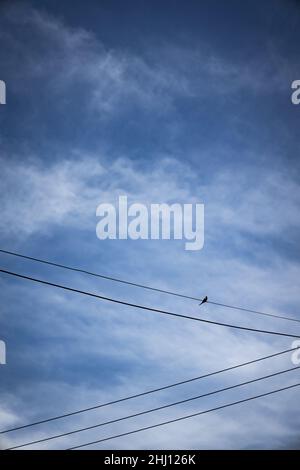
[1,2,300,451]
[1,2,297,123]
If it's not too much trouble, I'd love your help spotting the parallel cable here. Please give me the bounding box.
[6,365,300,450]
[0,268,299,339]
[1,346,297,434]
[0,248,299,324]
[208,300,300,323]
[68,382,300,449]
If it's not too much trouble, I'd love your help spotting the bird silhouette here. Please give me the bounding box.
[199,295,208,306]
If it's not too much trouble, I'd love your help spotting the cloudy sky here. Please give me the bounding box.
[0,0,300,450]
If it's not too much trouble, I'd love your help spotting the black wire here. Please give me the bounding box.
[208,301,300,323]
[68,382,300,450]
[1,346,297,434]
[1,268,299,339]
[6,365,300,449]
[0,249,196,299]
[0,248,299,324]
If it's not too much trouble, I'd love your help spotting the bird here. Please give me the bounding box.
[199,295,208,306]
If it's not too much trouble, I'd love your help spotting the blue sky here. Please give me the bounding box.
[0,0,300,449]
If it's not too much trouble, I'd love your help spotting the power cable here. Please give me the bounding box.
[0,249,298,323]
[0,268,299,339]
[68,382,300,449]
[1,346,297,434]
[6,365,299,450]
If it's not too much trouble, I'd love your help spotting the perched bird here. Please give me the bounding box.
[199,295,208,306]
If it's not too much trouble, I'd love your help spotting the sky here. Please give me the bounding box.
[0,0,300,450]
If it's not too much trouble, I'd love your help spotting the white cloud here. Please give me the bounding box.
[1,152,300,242]
[1,3,300,451]
[1,3,297,123]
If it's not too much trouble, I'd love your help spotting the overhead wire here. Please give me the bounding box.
[0,268,299,339]
[6,365,300,450]
[0,248,299,324]
[1,346,298,434]
[68,382,300,449]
